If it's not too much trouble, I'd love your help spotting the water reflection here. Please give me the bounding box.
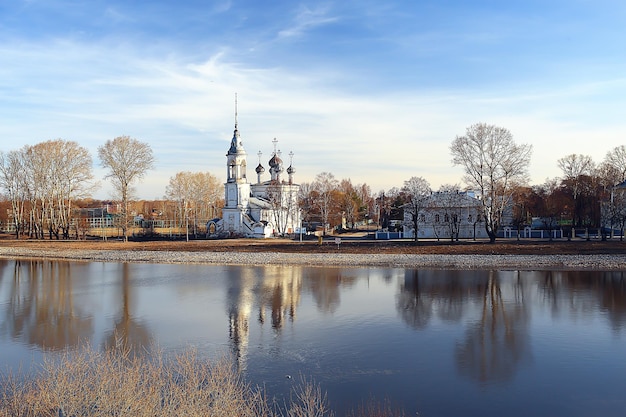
[398,269,531,383]
[2,261,626,416]
[103,263,153,353]
[0,260,93,350]
[226,265,303,370]
[536,270,626,330]
[454,271,530,384]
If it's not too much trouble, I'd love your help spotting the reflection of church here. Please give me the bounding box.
[227,266,302,371]
[210,104,301,238]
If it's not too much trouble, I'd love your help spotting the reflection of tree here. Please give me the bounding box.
[539,270,626,332]
[1,260,92,350]
[103,263,152,355]
[397,270,433,329]
[305,268,357,314]
[599,272,626,332]
[455,271,530,384]
[397,269,477,328]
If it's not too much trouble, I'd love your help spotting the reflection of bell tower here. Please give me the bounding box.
[227,267,255,371]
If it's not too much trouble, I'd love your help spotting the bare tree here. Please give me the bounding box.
[265,181,299,236]
[557,153,594,229]
[605,184,626,240]
[402,176,431,242]
[451,123,532,243]
[297,181,316,227]
[165,171,193,228]
[603,145,626,184]
[13,140,94,240]
[190,172,223,221]
[311,172,338,234]
[98,136,155,242]
[49,140,94,239]
[356,183,374,226]
[0,150,27,238]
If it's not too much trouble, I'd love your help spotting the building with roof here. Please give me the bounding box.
[208,106,300,238]
[402,190,487,240]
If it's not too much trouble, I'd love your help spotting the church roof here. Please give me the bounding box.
[269,153,282,167]
[227,125,246,155]
[249,196,273,210]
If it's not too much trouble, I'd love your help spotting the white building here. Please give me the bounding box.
[210,112,300,238]
[403,191,487,240]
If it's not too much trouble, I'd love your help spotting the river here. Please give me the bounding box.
[1,259,625,416]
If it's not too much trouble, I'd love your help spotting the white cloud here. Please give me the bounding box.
[277,4,339,39]
[2,1,626,200]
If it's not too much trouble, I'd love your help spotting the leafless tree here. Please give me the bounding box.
[451,123,532,243]
[557,153,594,229]
[0,150,27,238]
[266,181,299,236]
[49,140,95,238]
[165,171,223,237]
[355,182,374,226]
[402,176,431,242]
[603,145,626,184]
[10,140,94,240]
[165,171,194,227]
[98,136,155,242]
[298,181,316,226]
[311,172,338,234]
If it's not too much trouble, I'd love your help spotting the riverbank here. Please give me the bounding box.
[1,237,626,269]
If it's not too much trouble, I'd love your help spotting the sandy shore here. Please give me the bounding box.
[2,246,626,270]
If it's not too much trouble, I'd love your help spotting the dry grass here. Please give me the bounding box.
[0,343,407,417]
[0,344,274,417]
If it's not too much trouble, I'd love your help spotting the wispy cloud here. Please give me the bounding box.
[277,4,339,39]
[2,0,626,199]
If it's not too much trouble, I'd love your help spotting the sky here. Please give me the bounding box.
[2,0,626,200]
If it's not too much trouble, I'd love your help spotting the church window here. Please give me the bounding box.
[435,214,440,223]
[420,214,426,222]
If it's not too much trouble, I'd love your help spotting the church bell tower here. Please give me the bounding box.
[222,95,251,233]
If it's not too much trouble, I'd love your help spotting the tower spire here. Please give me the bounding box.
[234,93,238,129]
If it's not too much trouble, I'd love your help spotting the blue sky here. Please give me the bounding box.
[2,0,626,199]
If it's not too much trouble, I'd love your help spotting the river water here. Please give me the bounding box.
[1,259,625,416]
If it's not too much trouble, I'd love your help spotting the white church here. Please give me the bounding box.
[208,110,301,238]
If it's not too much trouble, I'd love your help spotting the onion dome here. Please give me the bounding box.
[255,163,265,174]
[268,153,283,169]
[287,165,295,175]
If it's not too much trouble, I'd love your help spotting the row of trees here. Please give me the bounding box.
[0,139,94,240]
[298,123,626,243]
[0,136,223,241]
[0,136,157,241]
[3,123,626,242]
